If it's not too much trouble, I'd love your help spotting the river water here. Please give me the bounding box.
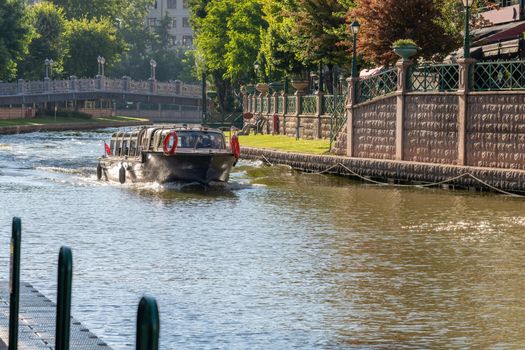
[0,129,525,349]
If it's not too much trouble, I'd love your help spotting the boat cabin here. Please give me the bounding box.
[108,126,228,157]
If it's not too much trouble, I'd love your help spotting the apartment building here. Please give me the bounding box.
[147,0,194,47]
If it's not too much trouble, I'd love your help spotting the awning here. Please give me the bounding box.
[472,20,525,46]
[445,38,520,61]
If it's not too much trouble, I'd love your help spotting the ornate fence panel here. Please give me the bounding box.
[473,60,525,91]
[104,79,124,92]
[255,97,260,113]
[277,96,284,113]
[300,95,316,115]
[0,83,18,95]
[27,81,44,94]
[408,63,459,92]
[286,96,296,114]
[261,98,268,113]
[357,68,398,103]
[50,80,71,93]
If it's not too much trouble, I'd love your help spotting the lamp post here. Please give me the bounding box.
[44,59,50,79]
[253,60,260,81]
[462,0,474,59]
[150,59,157,80]
[350,21,360,78]
[97,56,102,76]
[100,56,106,76]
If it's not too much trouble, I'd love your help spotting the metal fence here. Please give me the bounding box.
[357,68,397,103]
[473,60,525,91]
[301,95,317,115]
[8,217,160,350]
[287,96,296,114]
[408,63,460,92]
[0,77,201,98]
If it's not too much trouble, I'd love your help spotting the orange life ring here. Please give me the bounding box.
[163,131,178,155]
[231,134,241,159]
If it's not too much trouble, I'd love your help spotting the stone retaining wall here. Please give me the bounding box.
[467,94,525,169]
[241,147,525,194]
[353,96,396,159]
[404,95,458,164]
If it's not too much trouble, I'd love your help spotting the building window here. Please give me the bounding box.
[182,17,190,27]
[183,0,189,8]
[154,1,157,9]
[169,35,177,46]
[147,18,157,27]
[171,17,177,28]
[167,0,176,9]
[182,35,193,46]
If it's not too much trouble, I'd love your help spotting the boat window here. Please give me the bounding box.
[122,140,128,156]
[175,131,225,149]
[130,139,137,156]
[110,140,115,155]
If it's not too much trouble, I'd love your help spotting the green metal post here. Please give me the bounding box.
[464,3,470,59]
[201,72,207,124]
[136,296,160,350]
[9,217,21,350]
[55,246,73,350]
[352,33,358,78]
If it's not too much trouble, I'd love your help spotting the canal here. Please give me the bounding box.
[1,129,525,349]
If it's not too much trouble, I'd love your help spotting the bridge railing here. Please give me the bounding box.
[0,76,201,98]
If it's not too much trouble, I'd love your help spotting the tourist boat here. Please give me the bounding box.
[97,124,241,185]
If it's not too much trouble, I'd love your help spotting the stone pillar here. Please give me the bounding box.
[315,91,323,139]
[122,76,130,92]
[44,77,50,92]
[149,78,157,94]
[295,91,303,139]
[281,92,288,135]
[17,79,26,94]
[69,76,78,91]
[457,58,476,166]
[96,75,105,90]
[346,77,358,157]
[395,59,413,161]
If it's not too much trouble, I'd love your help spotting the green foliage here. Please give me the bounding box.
[63,18,124,77]
[19,2,66,80]
[0,0,32,81]
[392,39,418,47]
[288,0,349,67]
[350,0,459,65]
[50,0,131,20]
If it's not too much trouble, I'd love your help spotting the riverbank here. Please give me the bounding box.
[241,147,525,196]
[0,115,151,135]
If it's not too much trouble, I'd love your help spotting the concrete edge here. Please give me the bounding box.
[241,147,525,194]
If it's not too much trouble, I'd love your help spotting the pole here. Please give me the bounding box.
[201,72,207,124]
[464,3,470,59]
[352,33,358,78]
[55,246,73,350]
[9,217,21,350]
[136,296,160,350]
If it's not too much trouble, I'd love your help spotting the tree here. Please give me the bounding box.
[289,0,350,67]
[51,0,124,20]
[63,18,124,77]
[349,0,459,65]
[19,1,66,80]
[0,0,32,81]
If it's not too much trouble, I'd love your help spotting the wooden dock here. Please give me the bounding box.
[0,281,111,349]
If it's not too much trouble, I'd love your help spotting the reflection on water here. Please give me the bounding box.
[1,130,525,349]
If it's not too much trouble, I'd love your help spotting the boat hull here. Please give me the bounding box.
[99,151,236,185]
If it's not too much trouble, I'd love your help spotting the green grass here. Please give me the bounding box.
[0,115,149,127]
[236,134,330,154]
